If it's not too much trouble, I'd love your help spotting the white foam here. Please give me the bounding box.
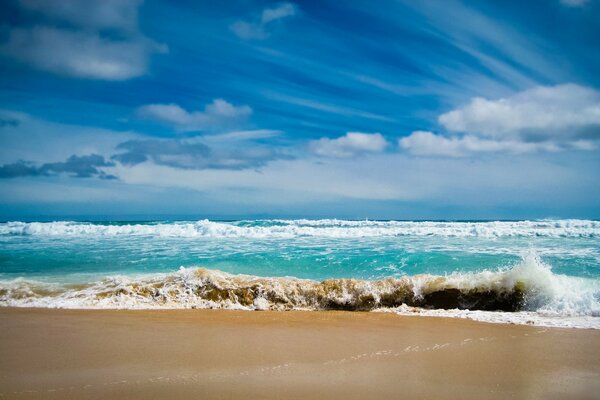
[1,219,599,238]
[377,306,600,329]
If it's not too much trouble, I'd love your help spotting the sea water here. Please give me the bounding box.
[1,219,599,328]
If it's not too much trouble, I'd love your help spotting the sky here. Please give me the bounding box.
[0,0,599,220]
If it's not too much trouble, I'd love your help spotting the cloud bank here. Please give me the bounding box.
[402,84,600,157]
[438,84,600,140]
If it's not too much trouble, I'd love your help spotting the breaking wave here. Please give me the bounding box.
[1,253,598,328]
[1,219,600,238]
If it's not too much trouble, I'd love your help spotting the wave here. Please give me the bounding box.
[1,219,600,238]
[1,253,598,328]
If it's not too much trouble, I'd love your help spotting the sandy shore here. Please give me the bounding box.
[0,308,598,399]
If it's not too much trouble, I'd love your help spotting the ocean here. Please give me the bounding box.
[1,219,599,328]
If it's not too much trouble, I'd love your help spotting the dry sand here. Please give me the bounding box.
[0,308,598,399]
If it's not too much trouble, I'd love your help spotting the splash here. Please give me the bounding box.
[1,252,598,328]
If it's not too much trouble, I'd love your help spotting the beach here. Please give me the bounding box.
[2,0,599,397]
[1,308,598,399]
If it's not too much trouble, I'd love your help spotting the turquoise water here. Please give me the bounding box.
[1,219,599,327]
[1,220,599,281]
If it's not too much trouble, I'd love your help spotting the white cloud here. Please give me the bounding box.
[310,132,388,158]
[230,2,298,40]
[439,84,600,140]
[138,99,252,131]
[399,131,562,157]
[1,0,166,80]
[560,0,589,7]
[400,84,600,157]
[0,27,165,80]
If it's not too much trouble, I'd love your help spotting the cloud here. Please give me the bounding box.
[560,0,589,7]
[0,27,166,80]
[230,2,297,40]
[438,84,600,140]
[399,131,561,157]
[310,132,388,158]
[137,99,252,131]
[0,110,284,180]
[0,154,117,179]
[0,0,166,80]
[401,84,600,157]
[113,137,289,170]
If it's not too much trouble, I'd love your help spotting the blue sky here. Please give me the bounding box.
[0,0,599,220]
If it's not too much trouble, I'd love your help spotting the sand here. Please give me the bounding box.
[0,308,598,399]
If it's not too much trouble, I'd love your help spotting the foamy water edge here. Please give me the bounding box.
[1,253,598,329]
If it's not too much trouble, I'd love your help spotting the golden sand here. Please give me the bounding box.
[0,308,598,399]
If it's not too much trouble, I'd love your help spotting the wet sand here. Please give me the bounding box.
[0,308,598,399]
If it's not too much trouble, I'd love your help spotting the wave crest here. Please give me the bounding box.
[1,219,600,238]
[2,253,598,323]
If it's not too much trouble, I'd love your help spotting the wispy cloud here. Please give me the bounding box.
[137,99,252,132]
[230,2,298,40]
[397,0,565,90]
[263,92,394,122]
[205,130,282,142]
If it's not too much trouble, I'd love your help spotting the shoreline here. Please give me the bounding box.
[1,308,599,399]
[2,257,598,329]
[1,304,598,330]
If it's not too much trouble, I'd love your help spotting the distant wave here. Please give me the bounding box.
[1,253,598,328]
[1,219,600,238]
